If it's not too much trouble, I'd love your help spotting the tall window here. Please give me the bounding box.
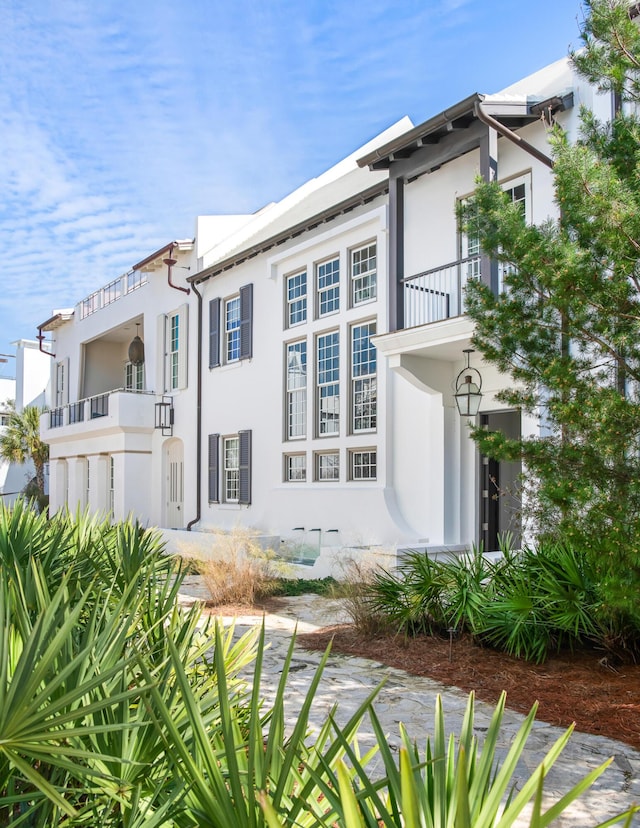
[351,243,377,305]
[125,361,144,390]
[55,359,68,407]
[169,313,180,390]
[286,341,307,439]
[223,436,240,502]
[317,331,339,435]
[352,322,377,432]
[286,271,307,327]
[225,296,241,362]
[85,458,90,509]
[317,258,340,316]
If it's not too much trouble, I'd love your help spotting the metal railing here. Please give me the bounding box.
[46,389,154,429]
[402,256,481,328]
[78,270,148,320]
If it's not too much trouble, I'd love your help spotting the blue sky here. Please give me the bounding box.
[1,0,585,360]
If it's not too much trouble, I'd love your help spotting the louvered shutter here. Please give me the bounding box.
[209,298,220,368]
[238,429,251,505]
[239,284,253,360]
[208,434,219,502]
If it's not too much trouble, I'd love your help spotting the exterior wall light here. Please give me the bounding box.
[155,396,174,436]
[454,348,483,417]
[128,322,145,367]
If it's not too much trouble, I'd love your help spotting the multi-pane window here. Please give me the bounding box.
[316,451,339,481]
[351,243,377,305]
[223,436,240,502]
[317,258,340,316]
[350,449,377,481]
[287,271,307,327]
[225,296,241,362]
[352,322,377,432]
[286,341,307,439]
[169,313,180,390]
[317,331,339,435]
[285,453,306,482]
[125,361,144,390]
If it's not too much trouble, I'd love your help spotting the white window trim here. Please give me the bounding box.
[350,242,377,307]
[285,339,307,440]
[351,320,377,434]
[315,450,340,482]
[349,448,377,481]
[316,330,340,437]
[284,452,307,482]
[316,256,340,318]
[285,270,307,328]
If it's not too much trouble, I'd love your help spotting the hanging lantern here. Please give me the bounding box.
[454,348,483,417]
[128,323,145,367]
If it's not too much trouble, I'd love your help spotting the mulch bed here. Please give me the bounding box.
[296,625,640,751]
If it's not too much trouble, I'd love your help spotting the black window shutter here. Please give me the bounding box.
[208,434,220,502]
[238,429,252,505]
[209,298,221,368]
[239,284,253,360]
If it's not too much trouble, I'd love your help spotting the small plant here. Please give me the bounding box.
[330,556,393,636]
[270,576,337,597]
[194,527,287,606]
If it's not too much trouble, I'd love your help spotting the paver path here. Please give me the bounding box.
[179,576,640,826]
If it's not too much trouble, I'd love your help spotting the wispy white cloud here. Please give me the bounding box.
[0,0,582,353]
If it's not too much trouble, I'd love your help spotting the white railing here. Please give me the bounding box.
[402,256,481,328]
[78,270,148,320]
[47,389,154,429]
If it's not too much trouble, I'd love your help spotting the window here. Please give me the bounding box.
[125,361,144,390]
[209,285,253,367]
[225,296,241,362]
[350,449,377,481]
[317,258,340,316]
[315,451,339,481]
[286,271,307,327]
[208,431,251,504]
[223,436,240,502]
[351,243,377,305]
[352,322,377,432]
[317,331,339,435]
[55,358,69,407]
[0,413,9,427]
[285,453,306,482]
[163,304,188,391]
[286,340,307,439]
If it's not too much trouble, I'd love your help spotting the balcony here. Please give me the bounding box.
[78,270,148,320]
[43,389,156,439]
[402,256,480,329]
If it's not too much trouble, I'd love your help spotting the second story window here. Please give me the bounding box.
[352,321,377,432]
[286,340,307,439]
[225,296,241,362]
[125,361,144,391]
[286,271,307,327]
[317,331,339,436]
[163,304,188,391]
[317,258,340,317]
[169,313,180,389]
[351,243,377,305]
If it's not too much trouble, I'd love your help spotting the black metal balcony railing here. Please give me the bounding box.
[402,256,481,328]
[46,389,153,429]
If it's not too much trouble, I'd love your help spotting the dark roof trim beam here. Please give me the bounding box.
[189,179,388,286]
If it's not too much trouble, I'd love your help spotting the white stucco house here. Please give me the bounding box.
[0,341,51,505]
[38,56,614,572]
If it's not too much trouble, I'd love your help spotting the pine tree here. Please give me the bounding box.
[464,0,640,626]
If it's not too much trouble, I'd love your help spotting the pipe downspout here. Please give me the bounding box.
[186,281,202,531]
[165,243,191,295]
[475,103,554,170]
[36,328,55,358]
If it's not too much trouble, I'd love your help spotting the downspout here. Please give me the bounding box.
[474,103,554,169]
[36,328,55,358]
[164,244,191,295]
[186,280,202,531]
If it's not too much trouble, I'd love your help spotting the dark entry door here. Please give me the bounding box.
[479,411,522,552]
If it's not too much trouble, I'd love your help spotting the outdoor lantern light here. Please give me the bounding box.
[454,348,483,417]
[154,396,174,436]
[128,323,145,367]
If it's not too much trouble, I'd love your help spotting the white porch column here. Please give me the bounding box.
[68,457,87,513]
[91,454,110,516]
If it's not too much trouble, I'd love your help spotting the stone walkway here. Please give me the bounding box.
[178,576,640,827]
